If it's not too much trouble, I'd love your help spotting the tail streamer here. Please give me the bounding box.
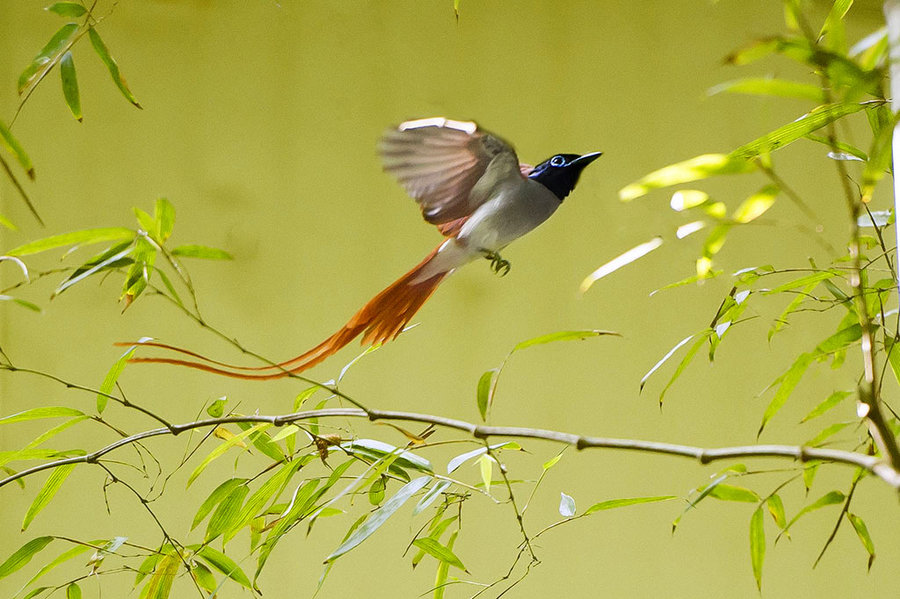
[128,244,449,380]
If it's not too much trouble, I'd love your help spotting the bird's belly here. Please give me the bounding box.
[458,182,559,252]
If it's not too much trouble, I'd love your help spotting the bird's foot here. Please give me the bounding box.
[482,250,511,277]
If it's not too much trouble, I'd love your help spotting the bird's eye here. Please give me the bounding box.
[550,155,566,167]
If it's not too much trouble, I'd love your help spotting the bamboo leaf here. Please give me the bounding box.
[766,494,787,529]
[733,185,778,223]
[193,545,252,589]
[22,464,75,530]
[412,537,466,571]
[235,422,285,462]
[8,228,135,256]
[0,120,35,179]
[584,495,676,515]
[0,536,54,578]
[325,476,430,562]
[478,454,493,491]
[432,530,458,599]
[21,542,93,590]
[659,330,713,404]
[59,52,81,122]
[750,507,765,591]
[708,484,760,503]
[96,346,135,413]
[144,551,178,599]
[154,198,175,242]
[18,24,78,94]
[581,238,664,292]
[413,480,451,516]
[619,154,754,201]
[65,582,81,599]
[192,478,246,530]
[188,423,269,486]
[513,329,619,350]
[730,102,872,159]
[558,492,576,517]
[343,439,432,474]
[640,334,694,391]
[447,442,512,474]
[781,491,845,537]
[171,244,232,260]
[88,28,141,108]
[476,369,495,421]
[805,422,851,447]
[45,2,87,17]
[0,407,84,425]
[847,512,875,570]
[759,353,814,436]
[708,77,825,102]
[205,485,248,543]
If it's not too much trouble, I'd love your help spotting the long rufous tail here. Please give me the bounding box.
[128,244,450,379]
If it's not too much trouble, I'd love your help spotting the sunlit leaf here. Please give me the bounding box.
[476,369,495,421]
[20,542,93,590]
[780,490,845,538]
[191,478,246,530]
[861,111,895,203]
[96,346,135,413]
[619,154,753,201]
[708,484,760,503]
[343,439,432,473]
[18,23,78,94]
[171,244,233,260]
[413,480,450,516]
[205,485,248,543]
[750,507,765,591]
[0,536,54,578]
[0,406,85,425]
[192,545,252,589]
[581,238,663,292]
[670,189,709,211]
[730,102,873,160]
[766,495,787,529]
[769,281,818,340]
[478,454,493,492]
[759,353,814,436]
[325,476,430,562]
[432,530,458,599]
[22,464,75,530]
[514,329,619,350]
[447,442,513,474]
[584,495,676,515]
[0,120,35,179]
[640,334,694,391]
[805,422,851,447]
[847,512,875,570]
[559,492,576,517]
[733,185,777,223]
[188,423,269,486]
[88,28,141,108]
[801,391,852,423]
[65,582,81,599]
[764,270,840,294]
[659,330,712,404]
[368,476,386,506]
[412,537,466,571]
[235,422,285,463]
[8,228,135,256]
[59,52,81,121]
[708,77,825,103]
[820,0,852,52]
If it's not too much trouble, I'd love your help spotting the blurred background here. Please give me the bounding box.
[1,0,899,597]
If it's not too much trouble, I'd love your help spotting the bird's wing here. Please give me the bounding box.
[379,117,523,226]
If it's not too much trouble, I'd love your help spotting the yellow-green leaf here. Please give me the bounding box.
[619,154,754,201]
[22,464,75,530]
[708,77,825,103]
[59,51,81,121]
[88,27,141,108]
[733,185,777,223]
[750,507,765,591]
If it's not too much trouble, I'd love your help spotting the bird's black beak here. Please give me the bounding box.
[570,151,602,168]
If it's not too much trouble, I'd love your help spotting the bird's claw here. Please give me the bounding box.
[482,250,511,277]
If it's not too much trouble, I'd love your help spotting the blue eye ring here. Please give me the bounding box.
[550,155,566,167]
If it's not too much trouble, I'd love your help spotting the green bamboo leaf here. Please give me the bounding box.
[513,329,619,351]
[191,562,217,594]
[733,185,778,223]
[133,552,161,587]
[54,244,134,298]
[708,77,825,103]
[861,111,895,203]
[0,120,35,179]
[584,495,676,515]
[235,421,285,462]
[476,369,495,421]
[59,52,81,122]
[847,512,875,570]
[708,484,760,503]
[730,102,872,159]
[171,244,232,260]
[659,330,713,404]
[121,236,156,307]
[96,346,135,413]
[640,334,693,391]
[22,464,75,530]
[619,154,754,201]
[18,23,78,94]
[750,507,765,591]
[144,551,178,599]
[87,28,141,108]
[205,485,248,543]
[766,494,787,529]
[7,228,135,256]
[0,536,54,578]
[22,586,51,599]
[581,237,664,292]
[343,439,432,473]
[154,198,175,242]
[192,546,252,589]
[558,492,576,517]
[412,537,467,571]
[21,542,94,590]
[225,461,299,542]
[759,353,814,436]
[0,296,41,312]
[187,423,269,486]
[325,476,430,562]
[447,442,513,474]
[432,530,458,599]
[368,477,386,506]
[805,422,851,447]
[133,208,155,235]
[0,406,84,425]
[769,281,818,340]
[45,2,87,17]
[820,0,852,52]
[477,454,493,491]
[780,490,845,538]
[413,480,451,516]
[65,582,81,599]
[804,461,820,492]
[191,478,247,530]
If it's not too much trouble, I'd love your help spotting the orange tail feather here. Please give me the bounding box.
[129,244,449,379]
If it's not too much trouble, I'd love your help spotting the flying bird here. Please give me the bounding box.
[131,117,601,379]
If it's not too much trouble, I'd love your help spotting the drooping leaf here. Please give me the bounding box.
[801,391,852,423]
[750,506,766,591]
[412,537,467,571]
[780,491,845,538]
[730,102,873,160]
[413,480,451,517]
[477,454,493,491]
[640,334,694,391]
[20,542,93,590]
[22,464,75,530]
[620,154,754,201]
[0,536,54,578]
[847,512,875,570]
[447,442,513,474]
[766,495,787,529]
[0,119,35,178]
[96,346,135,413]
[476,369,495,421]
[658,330,713,404]
[192,478,246,530]
[581,237,664,292]
[343,439,432,474]
[733,185,778,223]
[171,244,233,260]
[8,228,135,256]
[88,27,141,108]
[805,422,851,447]
[861,110,895,203]
[325,476,430,562]
[235,421,285,463]
[143,552,179,599]
[192,545,252,589]
[513,329,619,351]
[708,77,825,103]
[59,51,81,121]
[558,492,576,517]
[154,198,175,242]
[820,0,853,52]
[205,484,248,543]
[432,530,458,599]
[759,353,814,436]
[188,423,270,486]
[18,23,78,94]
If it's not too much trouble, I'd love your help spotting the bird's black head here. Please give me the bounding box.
[528,152,602,201]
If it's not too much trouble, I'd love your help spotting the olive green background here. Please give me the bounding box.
[1,1,899,597]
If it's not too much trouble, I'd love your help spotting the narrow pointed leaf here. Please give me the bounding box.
[22,464,75,530]
[584,495,676,515]
[193,546,252,589]
[750,507,765,591]
[59,52,81,121]
[708,484,760,503]
[0,536,54,578]
[96,346,135,413]
[18,24,78,94]
[0,120,35,178]
[192,478,246,530]
[766,495,787,529]
[447,442,511,474]
[733,185,777,223]
[478,454,493,491]
[144,552,178,599]
[708,77,825,102]
[188,423,269,486]
[45,2,87,17]
[476,369,494,421]
[581,237,664,291]
[0,407,84,425]
[154,198,175,242]
[781,490,845,536]
[21,542,93,590]
[412,537,466,571]
[171,244,232,260]
[88,28,141,108]
[759,353,814,436]
[432,530,458,599]
[325,476,429,562]
[8,228,134,256]
[640,334,694,391]
[847,512,875,570]
[805,421,851,447]
[620,154,754,201]
[659,331,712,403]
[514,329,619,350]
[413,480,451,516]
[205,484,248,543]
